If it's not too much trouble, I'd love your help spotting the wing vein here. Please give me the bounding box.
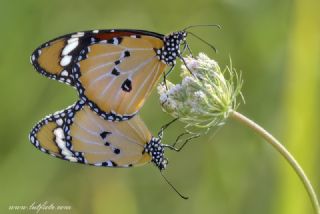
[125,61,161,112]
[100,56,155,98]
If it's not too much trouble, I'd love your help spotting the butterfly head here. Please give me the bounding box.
[144,137,168,171]
[170,31,188,42]
[156,31,188,66]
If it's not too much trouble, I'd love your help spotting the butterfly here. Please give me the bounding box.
[29,99,177,170]
[30,28,190,121]
[29,99,198,198]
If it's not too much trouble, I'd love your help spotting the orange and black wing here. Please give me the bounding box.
[72,30,168,120]
[30,31,93,86]
[30,29,187,121]
[29,100,153,167]
[30,29,168,120]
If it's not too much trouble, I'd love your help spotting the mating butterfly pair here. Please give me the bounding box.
[29,28,190,170]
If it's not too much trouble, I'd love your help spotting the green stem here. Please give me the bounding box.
[229,110,320,214]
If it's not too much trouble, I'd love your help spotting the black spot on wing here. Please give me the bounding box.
[111,161,117,166]
[100,131,112,146]
[114,60,121,65]
[121,79,132,92]
[101,162,109,167]
[124,50,130,57]
[113,148,120,155]
[101,161,118,167]
[111,68,120,76]
[100,131,111,139]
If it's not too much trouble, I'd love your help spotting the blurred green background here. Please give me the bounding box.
[0,0,319,213]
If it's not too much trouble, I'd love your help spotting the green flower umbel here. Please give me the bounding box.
[157,53,243,129]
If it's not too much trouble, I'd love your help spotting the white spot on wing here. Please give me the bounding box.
[93,30,99,33]
[53,128,72,157]
[68,37,78,44]
[66,156,78,162]
[60,55,72,66]
[56,119,63,126]
[106,161,113,166]
[71,32,84,38]
[113,38,119,45]
[61,70,68,76]
[54,128,77,161]
[62,40,79,56]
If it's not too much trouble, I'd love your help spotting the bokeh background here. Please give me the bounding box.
[0,0,319,213]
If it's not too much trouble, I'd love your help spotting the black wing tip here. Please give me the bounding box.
[30,48,75,86]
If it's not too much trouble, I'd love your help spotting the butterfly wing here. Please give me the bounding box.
[29,103,77,161]
[73,30,167,119]
[31,29,168,119]
[30,31,93,86]
[29,100,153,167]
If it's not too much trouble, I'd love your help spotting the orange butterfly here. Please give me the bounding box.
[29,99,179,170]
[31,29,188,121]
[30,100,200,198]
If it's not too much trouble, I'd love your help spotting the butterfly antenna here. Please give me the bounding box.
[183,24,221,31]
[187,31,218,53]
[160,171,189,200]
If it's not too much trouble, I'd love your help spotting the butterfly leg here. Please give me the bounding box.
[159,86,169,106]
[181,41,193,57]
[185,43,194,57]
[158,118,179,139]
[163,132,200,152]
[179,56,195,77]
[163,65,175,89]
[172,132,190,147]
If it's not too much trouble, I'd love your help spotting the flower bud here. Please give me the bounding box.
[157,53,243,129]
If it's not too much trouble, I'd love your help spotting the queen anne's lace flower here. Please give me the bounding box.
[157,53,243,129]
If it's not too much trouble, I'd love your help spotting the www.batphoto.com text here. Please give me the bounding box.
[9,201,71,213]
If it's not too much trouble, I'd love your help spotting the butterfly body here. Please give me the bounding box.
[31,29,187,121]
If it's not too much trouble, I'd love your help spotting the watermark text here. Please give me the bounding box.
[8,201,71,213]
